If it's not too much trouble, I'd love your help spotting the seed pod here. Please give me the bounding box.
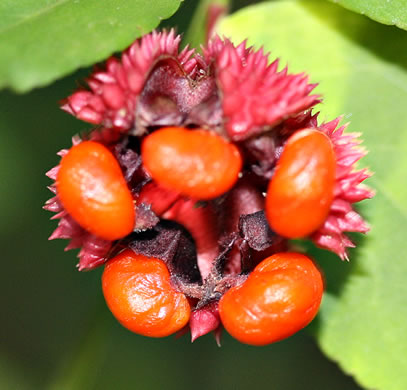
[102,250,191,337]
[141,127,242,200]
[266,129,336,238]
[219,252,323,346]
[57,141,135,240]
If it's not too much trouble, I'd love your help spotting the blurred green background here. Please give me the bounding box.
[0,1,372,389]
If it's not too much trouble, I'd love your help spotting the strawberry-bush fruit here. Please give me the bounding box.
[102,250,190,337]
[266,129,336,238]
[57,141,135,241]
[44,30,373,344]
[142,127,242,200]
[219,253,323,346]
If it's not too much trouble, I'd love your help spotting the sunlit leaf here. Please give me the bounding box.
[328,0,407,31]
[0,0,181,92]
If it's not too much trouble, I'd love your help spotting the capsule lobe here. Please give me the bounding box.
[102,250,191,337]
[219,252,323,346]
[266,129,336,238]
[57,141,135,240]
[142,127,242,200]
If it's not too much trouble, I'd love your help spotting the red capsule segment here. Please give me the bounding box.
[219,252,324,346]
[141,127,242,200]
[266,129,336,238]
[102,250,191,337]
[57,141,135,241]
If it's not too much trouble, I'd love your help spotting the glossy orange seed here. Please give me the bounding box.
[266,129,336,238]
[102,250,190,337]
[219,252,324,346]
[57,141,135,240]
[141,127,242,200]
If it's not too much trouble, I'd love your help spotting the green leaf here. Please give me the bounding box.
[328,0,407,31]
[0,0,181,93]
[218,2,407,390]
